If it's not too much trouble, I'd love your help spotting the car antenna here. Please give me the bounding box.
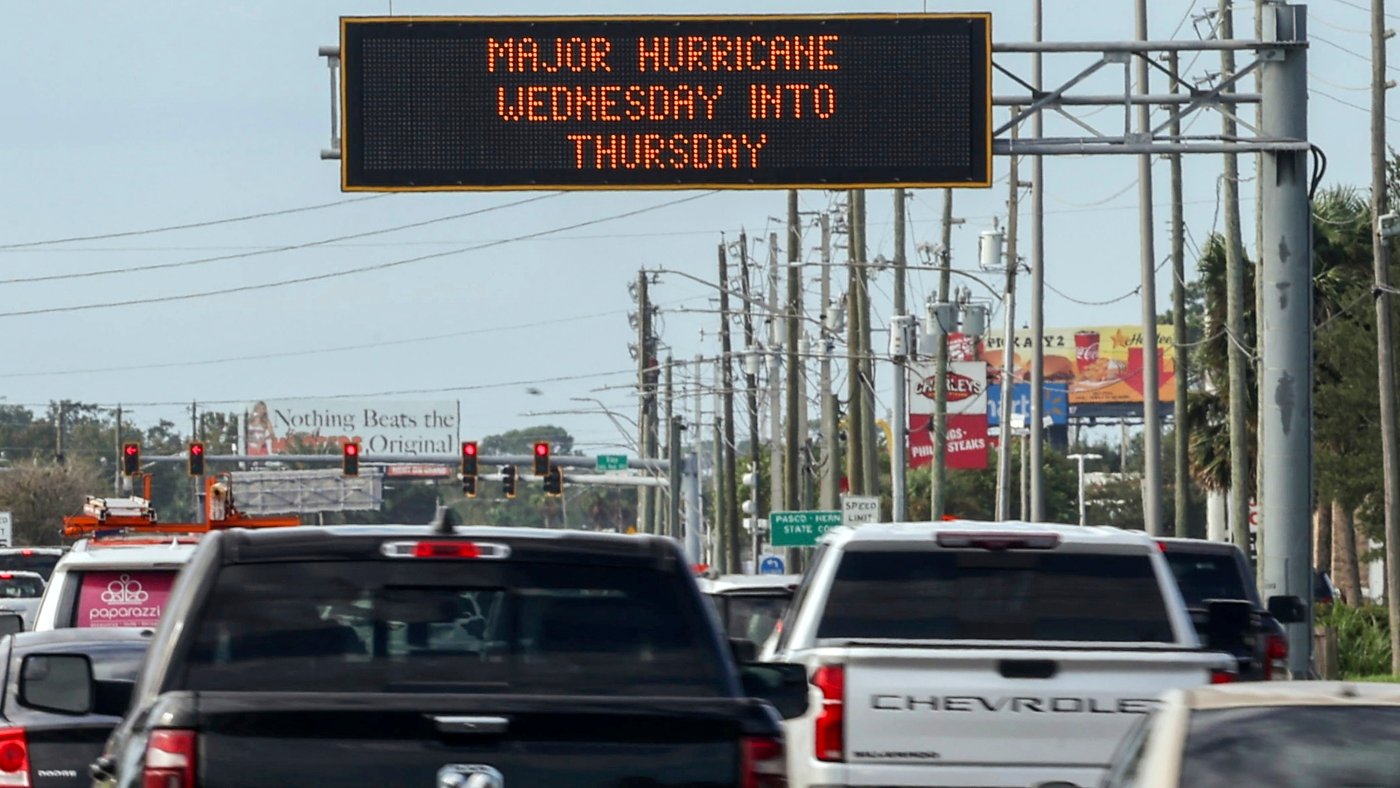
[431,506,460,536]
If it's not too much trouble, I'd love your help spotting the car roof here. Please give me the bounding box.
[1174,680,1400,710]
[219,525,681,564]
[8,627,156,652]
[55,539,197,569]
[0,547,65,556]
[826,520,1155,547]
[1155,537,1244,555]
[698,574,802,594]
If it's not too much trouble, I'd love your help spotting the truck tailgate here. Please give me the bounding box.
[192,693,759,788]
[837,645,1226,770]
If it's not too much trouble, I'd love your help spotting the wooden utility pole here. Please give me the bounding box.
[819,215,839,510]
[1370,0,1400,672]
[846,191,866,496]
[738,233,764,569]
[1221,3,1251,553]
[1170,51,1191,537]
[785,191,802,512]
[717,243,740,573]
[995,119,1022,521]
[932,190,955,520]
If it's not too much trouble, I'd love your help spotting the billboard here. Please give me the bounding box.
[908,361,988,416]
[243,400,459,456]
[909,413,988,470]
[974,325,1176,406]
[986,382,1070,427]
[339,14,991,190]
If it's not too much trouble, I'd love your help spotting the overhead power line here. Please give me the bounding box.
[0,193,565,285]
[0,192,716,319]
[0,195,390,250]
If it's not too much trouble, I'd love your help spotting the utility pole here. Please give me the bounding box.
[54,401,67,464]
[932,189,955,520]
[1371,0,1400,673]
[712,361,727,569]
[819,214,840,511]
[1254,0,1269,584]
[636,271,657,535]
[738,232,764,570]
[113,404,123,495]
[1258,3,1312,677]
[717,242,741,574]
[1170,50,1191,538]
[1221,2,1252,554]
[663,358,675,537]
[996,117,1021,521]
[1029,0,1047,521]
[1136,0,1164,536]
[893,189,908,520]
[845,192,866,497]
[785,190,803,512]
[767,232,784,520]
[855,190,879,499]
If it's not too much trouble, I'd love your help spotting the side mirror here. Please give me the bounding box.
[739,662,809,720]
[20,654,94,715]
[729,638,758,664]
[0,614,23,637]
[1267,594,1307,624]
[1204,599,1253,651]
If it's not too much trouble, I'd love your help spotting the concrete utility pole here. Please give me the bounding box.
[1169,50,1191,538]
[1370,0,1400,673]
[1221,3,1253,554]
[891,315,910,520]
[712,361,727,568]
[663,358,676,537]
[846,191,866,497]
[717,243,741,574]
[1254,0,1270,583]
[819,214,840,510]
[767,233,784,522]
[785,191,803,512]
[855,191,880,498]
[996,120,1021,521]
[932,189,955,520]
[738,233,764,569]
[1029,0,1047,521]
[893,189,909,520]
[1258,3,1312,677]
[1136,0,1164,536]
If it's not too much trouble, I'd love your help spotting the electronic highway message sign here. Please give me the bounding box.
[339,14,992,191]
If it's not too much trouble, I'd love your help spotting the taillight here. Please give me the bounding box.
[379,540,510,559]
[935,532,1060,550]
[1263,634,1289,680]
[812,665,844,762]
[0,727,30,787]
[741,735,785,788]
[1210,669,1237,684]
[143,729,196,788]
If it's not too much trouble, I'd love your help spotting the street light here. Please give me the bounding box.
[1067,453,1103,526]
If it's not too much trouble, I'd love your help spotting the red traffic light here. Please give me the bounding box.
[344,443,359,456]
[533,441,550,475]
[189,443,204,456]
[464,443,478,456]
[342,441,361,476]
[121,442,141,476]
[188,442,206,476]
[461,441,479,478]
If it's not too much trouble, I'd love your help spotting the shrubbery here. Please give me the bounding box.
[1315,603,1393,679]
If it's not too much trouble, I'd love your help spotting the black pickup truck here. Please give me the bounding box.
[90,524,806,787]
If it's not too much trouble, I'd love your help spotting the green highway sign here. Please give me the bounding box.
[595,455,629,471]
[770,510,843,547]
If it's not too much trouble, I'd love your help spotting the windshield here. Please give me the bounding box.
[0,554,60,582]
[183,560,726,697]
[817,549,1174,642]
[0,575,44,598]
[1180,706,1400,786]
[1164,552,1250,608]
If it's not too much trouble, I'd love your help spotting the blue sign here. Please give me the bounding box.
[986,382,1069,427]
[758,555,786,575]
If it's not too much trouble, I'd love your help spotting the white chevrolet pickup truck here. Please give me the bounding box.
[762,521,1237,788]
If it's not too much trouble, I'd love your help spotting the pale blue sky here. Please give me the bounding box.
[0,1,1387,453]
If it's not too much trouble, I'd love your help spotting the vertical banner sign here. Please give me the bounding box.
[907,361,989,470]
[339,14,991,190]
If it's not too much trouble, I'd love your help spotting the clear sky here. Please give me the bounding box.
[0,0,1388,454]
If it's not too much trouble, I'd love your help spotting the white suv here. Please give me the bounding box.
[33,536,199,631]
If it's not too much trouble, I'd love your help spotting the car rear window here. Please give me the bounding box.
[724,596,788,646]
[1180,706,1400,786]
[182,560,726,697]
[0,554,60,581]
[76,570,177,628]
[1163,552,1250,607]
[0,575,44,598]
[817,549,1175,642]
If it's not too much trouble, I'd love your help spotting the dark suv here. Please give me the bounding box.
[1158,537,1304,681]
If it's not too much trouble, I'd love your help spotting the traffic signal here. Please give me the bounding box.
[342,441,360,476]
[121,443,140,476]
[544,465,563,497]
[461,441,479,478]
[532,441,551,476]
[188,442,206,476]
[462,475,478,499]
[501,465,517,499]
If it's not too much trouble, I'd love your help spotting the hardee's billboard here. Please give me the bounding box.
[972,325,1175,405]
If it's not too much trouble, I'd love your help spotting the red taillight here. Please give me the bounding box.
[412,541,482,559]
[812,665,845,763]
[0,727,30,787]
[1210,669,1237,684]
[18,551,31,558]
[143,729,196,788]
[0,574,11,581]
[935,532,1060,550]
[741,735,785,788]
[1263,634,1289,680]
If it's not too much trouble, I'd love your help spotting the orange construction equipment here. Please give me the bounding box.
[62,474,299,539]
